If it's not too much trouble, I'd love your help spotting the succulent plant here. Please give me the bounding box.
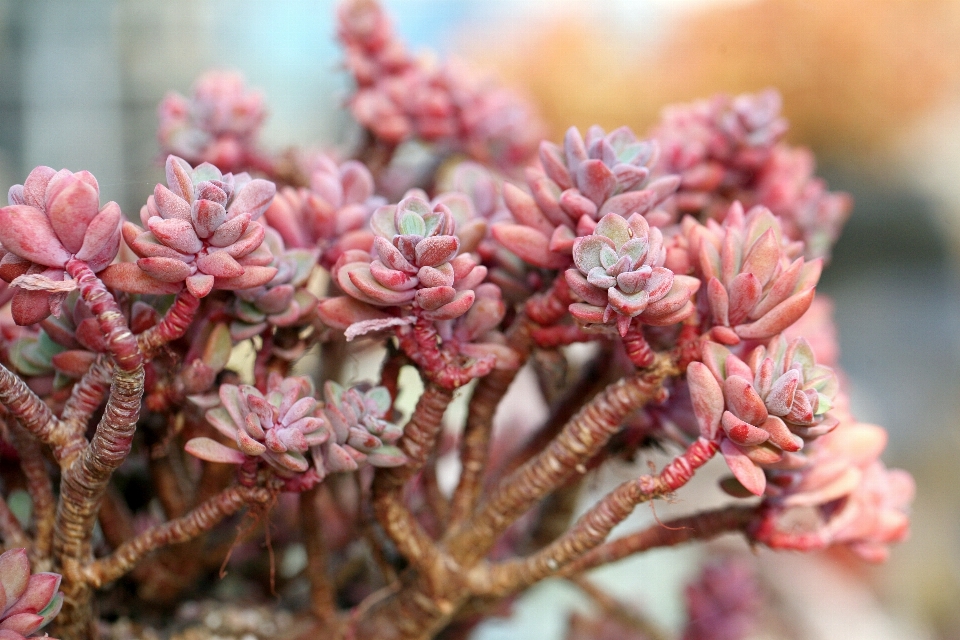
[0,167,122,325]
[331,195,486,322]
[753,145,852,260]
[311,381,405,480]
[565,212,700,335]
[652,90,787,217]
[758,421,914,562]
[228,229,319,341]
[0,548,63,639]
[102,155,277,298]
[687,337,839,495]
[187,374,328,475]
[493,125,680,270]
[263,155,383,267]
[157,70,266,173]
[682,558,760,640]
[685,202,821,344]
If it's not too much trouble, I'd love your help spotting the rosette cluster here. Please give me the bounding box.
[104,156,277,298]
[759,421,914,562]
[0,167,122,325]
[188,374,328,474]
[337,0,542,169]
[228,229,319,341]
[263,155,383,267]
[494,125,678,270]
[332,195,486,321]
[653,90,787,216]
[651,90,851,260]
[0,548,63,639]
[685,202,821,344]
[688,337,839,495]
[566,213,700,335]
[311,381,405,480]
[157,70,266,173]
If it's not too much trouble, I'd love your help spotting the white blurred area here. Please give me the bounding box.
[1,1,959,638]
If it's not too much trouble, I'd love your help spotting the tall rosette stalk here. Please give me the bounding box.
[0,167,122,325]
[0,548,63,639]
[102,155,277,299]
[157,70,267,174]
[186,374,328,479]
[494,125,680,272]
[755,421,914,562]
[227,229,319,341]
[263,154,384,267]
[311,381,405,480]
[685,202,822,344]
[687,338,839,495]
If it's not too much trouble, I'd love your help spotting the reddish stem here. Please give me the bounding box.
[137,289,201,357]
[622,324,655,369]
[525,276,571,327]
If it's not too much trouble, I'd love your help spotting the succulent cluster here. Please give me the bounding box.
[158,70,267,173]
[567,212,700,335]
[651,90,851,260]
[337,0,542,169]
[0,2,914,637]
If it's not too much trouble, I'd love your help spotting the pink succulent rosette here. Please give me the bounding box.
[685,202,821,344]
[311,381,406,481]
[102,155,277,298]
[758,421,914,562]
[494,125,680,271]
[263,154,384,267]
[0,548,63,640]
[687,337,839,495]
[652,90,787,217]
[328,194,486,324]
[187,374,328,475]
[0,167,122,325]
[157,70,266,173]
[565,212,700,336]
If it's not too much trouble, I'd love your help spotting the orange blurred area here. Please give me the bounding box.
[471,0,960,159]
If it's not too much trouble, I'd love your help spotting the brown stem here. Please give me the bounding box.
[53,364,144,639]
[444,355,676,565]
[0,363,77,462]
[300,485,338,628]
[9,424,55,560]
[149,448,189,520]
[137,289,201,358]
[96,486,136,553]
[560,504,759,576]
[448,316,534,527]
[84,484,272,588]
[372,383,452,568]
[468,439,718,597]
[65,259,140,372]
[59,357,111,444]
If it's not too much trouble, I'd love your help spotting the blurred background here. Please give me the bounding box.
[1,0,959,638]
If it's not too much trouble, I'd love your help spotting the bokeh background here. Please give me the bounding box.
[1,0,959,638]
